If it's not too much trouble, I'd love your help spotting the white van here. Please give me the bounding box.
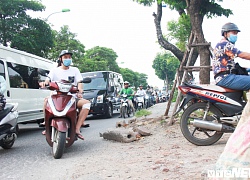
[0,46,55,124]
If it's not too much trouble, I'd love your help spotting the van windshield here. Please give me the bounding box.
[83,77,107,90]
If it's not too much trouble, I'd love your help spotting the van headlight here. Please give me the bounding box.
[89,98,94,103]
[96,95,103,103]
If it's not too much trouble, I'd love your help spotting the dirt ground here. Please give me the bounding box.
[68,117,230,180]
[146,120,230,179]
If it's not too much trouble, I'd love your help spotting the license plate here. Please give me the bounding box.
[122,103,127,107]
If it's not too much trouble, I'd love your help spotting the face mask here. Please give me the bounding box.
[228,34,237,44]
[63,59,72,67]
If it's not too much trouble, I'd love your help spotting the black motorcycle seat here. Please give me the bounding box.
[183,82,241,93]
[0,104,14,121]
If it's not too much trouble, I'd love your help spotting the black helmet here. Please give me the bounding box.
[221,22,240,36]
[59,50,73,58]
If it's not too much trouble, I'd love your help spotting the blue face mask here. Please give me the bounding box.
[63,59,72,67]
[228,34,237,44]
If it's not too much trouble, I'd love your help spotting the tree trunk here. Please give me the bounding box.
[187,0,210,84]
[165,73,168,89]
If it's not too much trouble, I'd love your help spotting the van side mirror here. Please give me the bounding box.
[108,86,114,92]
[82,77,91,83]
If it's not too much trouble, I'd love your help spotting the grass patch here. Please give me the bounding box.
[135,109,152,118]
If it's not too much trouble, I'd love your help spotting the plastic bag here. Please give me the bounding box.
[209,92,250,179]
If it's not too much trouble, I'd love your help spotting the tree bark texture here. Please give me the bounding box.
[187,0,210,84]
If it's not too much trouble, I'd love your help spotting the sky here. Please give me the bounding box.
[30,0,250,87]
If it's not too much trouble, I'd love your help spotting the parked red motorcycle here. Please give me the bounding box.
[44,78,91,159]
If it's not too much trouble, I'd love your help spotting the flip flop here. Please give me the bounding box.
[76,133,84,140]
[81,124,90,128]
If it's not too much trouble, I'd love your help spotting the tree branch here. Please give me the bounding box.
[152,3,184,62]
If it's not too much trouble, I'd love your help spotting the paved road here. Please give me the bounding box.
[0,110,124,179]
[0,102,170,180]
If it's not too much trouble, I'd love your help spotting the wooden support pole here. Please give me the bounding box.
[168,33,196,125]
[190,42,211,47]
[164,33,195,118]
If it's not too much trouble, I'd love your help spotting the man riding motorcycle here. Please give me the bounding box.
[118,81,135,117]
[40,50,91,140]
[134,84,146,109]
[213,22,250,91]
[136,85,146,96]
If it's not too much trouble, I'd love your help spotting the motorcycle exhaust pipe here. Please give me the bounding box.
[193,119,235,133]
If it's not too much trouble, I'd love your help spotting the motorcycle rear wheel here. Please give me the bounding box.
[180,102,224,146]
[52,130,66,159]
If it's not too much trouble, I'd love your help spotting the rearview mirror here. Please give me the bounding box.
[82,77,91,83]
[37,68,48,76]
[108,86,114,92]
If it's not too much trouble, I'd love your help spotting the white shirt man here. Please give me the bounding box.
[136,85,146,96]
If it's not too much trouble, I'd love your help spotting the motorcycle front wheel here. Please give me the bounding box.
[0,133,16,149]
[145,100,150,109]
[52,129,66,159]
[180,102,224,146]
[121,106,127,119]
[137,104,142,111]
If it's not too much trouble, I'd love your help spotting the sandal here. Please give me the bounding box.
[42,130,46,135]
[81,124,90,128]
[76,133,84,140]
[39,122,45,127]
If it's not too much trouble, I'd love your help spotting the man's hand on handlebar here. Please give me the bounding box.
[39,81,49,88]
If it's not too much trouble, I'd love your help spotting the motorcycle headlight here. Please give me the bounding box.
[96,95,103,103]
[57,82,71,92]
